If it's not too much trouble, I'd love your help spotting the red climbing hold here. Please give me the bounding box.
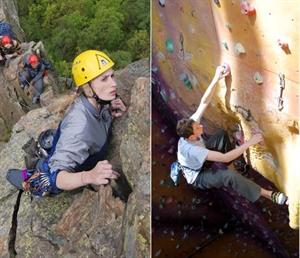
[222,63,231,77]
[240,1,256,16]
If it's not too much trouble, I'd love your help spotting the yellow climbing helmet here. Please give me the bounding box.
[72,50,115,87]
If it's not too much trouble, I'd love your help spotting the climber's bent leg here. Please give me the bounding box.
[18,70,31,89]
[32,78,43,103]
[193,169,261,202]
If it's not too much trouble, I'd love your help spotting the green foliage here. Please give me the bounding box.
[17,0,149,77]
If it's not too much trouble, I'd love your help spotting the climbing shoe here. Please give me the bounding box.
[6,169,33,190]
[271,191,287,205]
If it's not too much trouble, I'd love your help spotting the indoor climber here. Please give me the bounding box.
[0,35,21,66]
[7,50,126,197]
[18,54,50,104]
[173,65,288,205]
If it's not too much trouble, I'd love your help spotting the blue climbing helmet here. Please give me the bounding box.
[0,22,15,38]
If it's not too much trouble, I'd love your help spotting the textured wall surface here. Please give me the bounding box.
[0,60,150,258]
[152,0,299,229]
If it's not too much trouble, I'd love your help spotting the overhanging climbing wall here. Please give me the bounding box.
[152,0,299,229]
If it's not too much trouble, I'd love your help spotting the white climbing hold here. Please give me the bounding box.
[160,89,168,102]
[188,24,195,34]
[234,43,246,55]
[189,73,199,87]
[170,91,176,99]
[156,51,165,61]
[178,51,193,61]
[158,0,166,7]
[225,23,232,31]
[253,72,263,85]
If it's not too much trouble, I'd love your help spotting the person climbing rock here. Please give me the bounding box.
[7,50,126,196]
[18,54,51,104]
[173,65,288,205]
[0,35,21,66]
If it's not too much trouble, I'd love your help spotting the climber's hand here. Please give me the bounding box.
[111,98,126,118]
[86,160,120,185]
[5,54,13,59]
[214,65,227,80]
[248,133,264,146]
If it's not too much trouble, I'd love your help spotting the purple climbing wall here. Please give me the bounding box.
[152,0,299,229]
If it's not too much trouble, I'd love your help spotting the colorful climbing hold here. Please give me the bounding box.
[156,51,166,61]
[165,38,174,53]
[180,73,193,90]
[253,72,263,85]
[225,23,232,31]
[214,0,220,6]
[278,38,289,50]
[158,0,165,7]
[240,1,256,16]
[160,89,169,102]
[221,40,229,50]
[234,43,246,55]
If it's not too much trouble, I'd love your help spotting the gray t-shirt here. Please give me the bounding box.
[48,95,112,172]
[177,137,209,184]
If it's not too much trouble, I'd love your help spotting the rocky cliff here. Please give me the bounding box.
[0,57,150,258]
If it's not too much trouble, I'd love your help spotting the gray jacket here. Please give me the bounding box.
[48,95,112,172]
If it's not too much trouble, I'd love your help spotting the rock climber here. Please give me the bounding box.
[7,50,126,196]
[173,65,288,205]
[0,35,21,66]
[18,53,50,104]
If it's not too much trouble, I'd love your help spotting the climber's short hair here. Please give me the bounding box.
[176,118,194,138]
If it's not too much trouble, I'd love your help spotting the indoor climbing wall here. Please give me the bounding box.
[152,0,299,229]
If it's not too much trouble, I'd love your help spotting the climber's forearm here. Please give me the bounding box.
[56,170,90,190]
[190,77,219,122]
[206,141,251,163]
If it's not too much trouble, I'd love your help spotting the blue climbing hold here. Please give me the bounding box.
[165,38,174,53]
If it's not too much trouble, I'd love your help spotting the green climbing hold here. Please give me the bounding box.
[180,73,193,90]
[165,38,174,53]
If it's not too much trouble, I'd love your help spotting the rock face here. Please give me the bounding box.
[152,0,299,229]
[0,40,59,142]
[0,59,150,258]
[0,0,46,142]
[0,0,25,41]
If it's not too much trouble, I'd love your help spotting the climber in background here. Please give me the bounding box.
[0,35,21,66]
[7,50,126,197]
[172,65,288,205]
[18,53,51,104]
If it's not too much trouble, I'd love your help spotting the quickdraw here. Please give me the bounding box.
[278,73,285,111]
[179,32,184,58]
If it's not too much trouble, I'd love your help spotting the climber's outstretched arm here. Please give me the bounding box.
[206,133,263,163]
[190,66,226,123]
[56,160,120,190]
